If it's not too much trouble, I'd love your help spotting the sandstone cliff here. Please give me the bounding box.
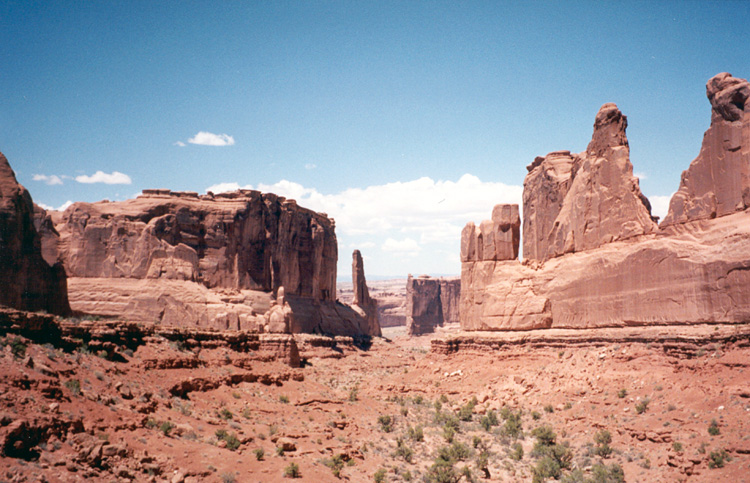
[461,73,750,331]
[351,250,380,337]
[0,152,69,315]
[48,189,371,336]
[662,73,750,226]
[405,275,459,335]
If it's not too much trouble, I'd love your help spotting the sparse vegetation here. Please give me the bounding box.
[64,379,81,396]
[617,389,627,399]
[635,398,650,414]
[708,419,720,436]
[216,429,240,450]
[378,415,394,433]
[324,454,345,478]
[284,462,300,478]
[254,448,265,460]
[218,407,233,420]
[407,425,424,442]
[672,441,683,452]
[593,429,613,458]
[373,468,387,483]
[159,421,175,436]
[279,394,290,404]
[708,449,730,469]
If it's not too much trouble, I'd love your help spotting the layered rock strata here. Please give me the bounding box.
[461,73,750,331]
[48,189,371,335]
[0,152,69,315]
[405,275,460,335]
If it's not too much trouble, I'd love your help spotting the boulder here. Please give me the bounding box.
[662,73,750,226]
[0,152,70,315]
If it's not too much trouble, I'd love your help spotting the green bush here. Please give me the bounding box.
[407,425,424,442]
[373,468,387,483]
[284,462,300,478]
[64,379,82,396]
[594,429,613,457]
[480,409,499,431]
[708,449,730,469]
[590,462,625,482]
[510,442,524,461]
[159,421,175,436]
[215,429,240,450]
[501,410,523,439]
[254,448,265,460]
[672,441,683,452]
[218,408,233,420]
[617,389,627,399]
[279,395,290,404]
[634,398,650,414]
[378,415,394,433]
[394,438,413,463]
[708,419,720,436]
[544,404,554,413]
[324,454,345,478]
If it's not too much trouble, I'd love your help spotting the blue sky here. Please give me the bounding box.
[2,1,748,278]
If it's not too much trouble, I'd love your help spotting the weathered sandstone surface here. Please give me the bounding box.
[0,152,69,315]
[406,275,460,335]
[351,250,380,337]
[46,189,371,335]
[461,204,520,262]
[662,73,750,225]
[461,73,750,331]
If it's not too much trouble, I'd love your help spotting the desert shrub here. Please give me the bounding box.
[64,379,81,396]
[544,404,554,413]
[434,400,442,411]
[509,442,524,461]
[279,395,289,404]
[708,449,730,469]
[426,458,459,483]
[531,410,541,420]
[476,449,491,478]
[7,337,27,358]
[437,441,471,463]
[458,397,478,422]
[440,394,449,404]
[218,408,233,420]
[373,468,387,483]
[324,454,345,477]
[472,436,482,448]
[221,473,236,483]
[480,409,499,431]
[254,448,265,460]
[590,462,625,483]
[672,441,683,452]
[531,425,572,479]
[401,407,409,417]
[378,415,394,433]
[284,462,300,478]
[394,438,414,463]
[443,425,455,443]
[349,385,359,402]
[413,395,424,405]
[531,425,557,446]
[532,455,563,483]
[501,409,523,439]
[407,425,424,442]
[594,429,613,457]
[708,419,720,436]
[215,429,240,450]
[634,398,650,414]
[159,421,175,436]
[617,389,627,399]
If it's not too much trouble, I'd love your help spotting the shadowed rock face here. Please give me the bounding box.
[461,73,750,331]
[523,103,657,262]
[662,73,750,226]
[405,275,460,335]
[0,152,70,315]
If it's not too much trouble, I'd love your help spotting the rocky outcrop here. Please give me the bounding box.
[662,73,750,226]
[523,104,657,262]
[461,73,750,331]
[47,189,373,336]
[405,275,460,335]
[351,250,380,337]
[461,204,520,262]
[0,152,70,315]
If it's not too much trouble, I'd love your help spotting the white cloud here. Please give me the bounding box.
[305,163,317,170]
[648,194,673,221]
[382,237,421,256]
[174,141,186,147]
[36,200,73,212]
[634,172,647,181]
[188,131,235,146]
[75,171,132,185]
[205,174,522,276]
[32,174,63,185]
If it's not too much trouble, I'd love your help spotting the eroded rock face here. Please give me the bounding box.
[0,152,69,315]
[54,190,337,300]
[523,104,657,261]
[662,73,750,226]
[462,74,750,331]
[405,275,459,335]
[351,250,380,337]
[461,204,520,262]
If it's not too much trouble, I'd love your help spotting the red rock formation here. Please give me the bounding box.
[523,104,657,261]
[47,189,373,336]
[0,152,69,315]
[461,74,750,331]
[461,204,520,262]
[351,250,380,337]
[405,275,459,335]
[662,73,750,226]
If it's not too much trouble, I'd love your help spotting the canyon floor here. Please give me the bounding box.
[2,321,750,483]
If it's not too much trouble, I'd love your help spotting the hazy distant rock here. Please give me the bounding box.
[405,275,459,335]
[0,152,69,315]
[662,72,750,226]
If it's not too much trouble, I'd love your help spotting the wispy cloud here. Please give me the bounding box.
[32,174,64,185]
[305,163,317,170]
[75,171,132,185]
[174,141,186,147]
[382,237,421,256]
[188,131,235,147]
[634,172,648,180]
